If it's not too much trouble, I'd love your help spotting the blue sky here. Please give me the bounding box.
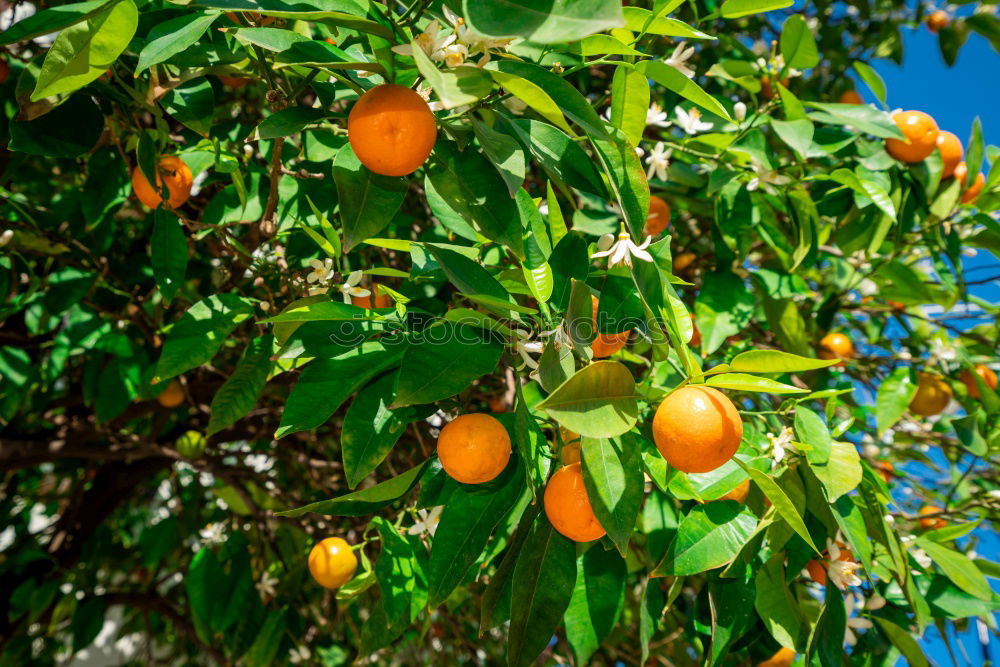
[868,23,1000,665]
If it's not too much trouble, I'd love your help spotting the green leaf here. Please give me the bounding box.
[31,0,138,101]
[638,60,732,122]
[875,366,917,434]
[427,142,524,257]
[809,442,862,502]
[464,0,625,44]
[779,14,819,69]
[965,117,984,190]
[471,118,526,197]
[805,102,904,139]
[136,12,217,74]
[853,62,886,105]
[571,34,643,56]
[244,611,286,667]
[276,341,404,438]
[694,271,754,354]
[426,459,524,606]
[754,555,802,651]
[581,436,644,555]
[729,349,836,373]
[735,461,819,554]
[720,0,793,20]
[771,119,814,158]
[150,209,188,303]
[590,127,651,238]
[371,516,427,628]
[256,107,326,140]
[874,618,929,667]
[333,145,408,252]
[639,578,666,664]
[263,299,369,323]
[522,263,554,304]
[9,93,104,158]
[564,547,627,665]
[822,168,896,220]
[276,460,430,517]
[536,361,639,438]
[808,589,846,664]
[507,513,577,667]
[206,334,273,437]
[708,570,756,662]
[393,322,502,407]
[342,373,413,488]
[609,65,650,146]
[622,7,715,38]
[480,504,540,633]
[186,547,222,641]
[916,538,992,600]
[0,0,107,46]
[71,598,107,652]
[503,118,607,197]
[162,78,216,136]
[153,294,256,383]
[705,373,808,394]
[796,406,832,464]
[653,502,758,576]
[410,41,493,109]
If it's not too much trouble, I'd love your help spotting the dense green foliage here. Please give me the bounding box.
[1,0,999,664]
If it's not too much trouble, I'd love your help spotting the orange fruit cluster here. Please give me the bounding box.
[886,112,984,203]
[348,84,437,176]
[961,364,998,398]
[918,505,947,530]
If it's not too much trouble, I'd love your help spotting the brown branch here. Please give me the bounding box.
[260,137,285,238]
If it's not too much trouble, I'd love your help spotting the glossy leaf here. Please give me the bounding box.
[153,294,256,382]
[536,361,639,438]
[276,460,430,517]
[206,334,273,437]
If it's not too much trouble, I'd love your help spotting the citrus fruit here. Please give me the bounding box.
[652,386,743,474]
[157,380,185,408]
[760,75,789,100]
[918,505,947,530]
[132,156,193,209]
[953,162,986,204]
[961,364,997,399]
[885,111,939,163]
[877,461,894,484]
[308,537,358,589]
[673,251,697,278]
[437,413,511,484]
[838,90,863,105]
[805,546,855,586]
[591,294,630,358]
[176,430,207,459]
[644,195,671,236]
[559,427,581,464]
[718,478,750,503]
[543,463,606,542]
[351,285,392,309]
[347,84,437,177]
[689,314,701,348]
[818,332,853,365]
[909,372,952,416]
[926,10,949,32]
[935,130,963,179]
[758,647,796,667]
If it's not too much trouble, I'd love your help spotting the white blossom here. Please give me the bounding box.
[0,230,12,248]
[338,269,370,304]
[590,231,653,269]
[306,258,334,286]
[646,102,670,128]
[674,106,713,135]
[911,547,932,568]
[767,427,795,464]
[665,42,696,78]
[407,506,443,537]
[747,159,791,194]
[733,101,747,122]
[289,645,311,664]
[199,523,225,545]
[827,538,863,590]
[391,20,455,60]
[930,337,958,362]
[440,42,469,68]
[843,594,875,647]
[644,141,672,181]
[256,572,279,599]
[513,329,544,370]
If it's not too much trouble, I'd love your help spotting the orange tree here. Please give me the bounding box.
[1,0,999,664]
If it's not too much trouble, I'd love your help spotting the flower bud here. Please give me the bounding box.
[733,101,747,122]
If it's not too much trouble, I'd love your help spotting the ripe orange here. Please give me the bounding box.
[918,505,947,530]
[652,386,743,474]
[308,537,358,589]
[961,364,997,398]
[926,10,950,33]
[758,647,796,667]
[132,156,193,209]
[591,294,630,358]
[805,545,855,586]
[644,195,671,236]
[885,111,939,163]
[952,162,985,204]
[218,75,251,89]
[718,478,750,503]
[351,285,392,309]
[818,332,853,365]
[673,251,697,278]
[877,461,894,484]
[838,90,863,105]
[543,463,605,542]
[689,314,701,348]
[347,84,437,177]
[437,413,511,484]
[909,372,952,416]
[935,130,963,179]
[760,75,789,101]
[157,379,185,408]
[559,427,581,464]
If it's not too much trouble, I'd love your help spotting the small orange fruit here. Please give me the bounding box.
[652,386,743,474]
[926,10,950,32]
[673,251,697,278]
[909,372,952,416]
[543,463,606,542]
[132,156,193,209]
[952,161,986,204]
[157,380,185,408]
[689,314,701,348]
[718,478,750,503]
[351,285,392,309]
[885,111,939,163]
[818,332,853,365]
[758,647,796,667]
[877,461,894,484]
[935,130,963,179]
[308,537,358,589]
[347,84,437,177]
[805,546,855,586]
[437,413,511,484]
[760,75,789,101]
[218,75,251,89]
[961,364,997,399]
[559,427,581,464]
[644,195,671,236]
[591,294,630,358]
[838,90,863,105]
[918,505,947,530]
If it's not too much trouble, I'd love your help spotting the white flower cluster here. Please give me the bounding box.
[392,7,513,69]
